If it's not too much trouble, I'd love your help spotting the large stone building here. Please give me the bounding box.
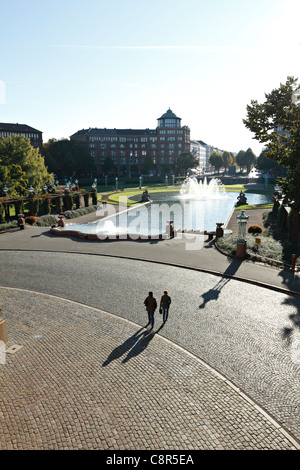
[70,109,190,176]
[0,122,43,153]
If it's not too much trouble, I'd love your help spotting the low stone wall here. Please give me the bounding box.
[50,227,165,241]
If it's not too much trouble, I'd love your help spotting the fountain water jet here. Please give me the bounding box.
[180,176,227,200]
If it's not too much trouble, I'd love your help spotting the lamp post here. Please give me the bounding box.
[139,175,142,190]
[42,184,48,194]
[3,185,8,197]
[105,175,108,187]
[165,175,168,188]
[172,174,175,186]
[28,186,35,216]
[236,210,249,258]
[115,177,118,191]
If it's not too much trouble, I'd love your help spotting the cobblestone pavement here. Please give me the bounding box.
[0,288,298,450]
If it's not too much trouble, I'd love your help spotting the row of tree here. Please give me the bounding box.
[209,148,257,173]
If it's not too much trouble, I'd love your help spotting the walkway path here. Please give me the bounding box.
[1,287,298,450]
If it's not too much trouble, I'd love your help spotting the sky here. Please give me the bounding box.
[0,0,300,156]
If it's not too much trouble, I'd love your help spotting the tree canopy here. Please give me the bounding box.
[244,76,300,208]
[44,138,95,178]
[209,151,223,172]
[0,135,52,196]
[141,154,155,175]
[176,152,199,174]
[222,151,235,170]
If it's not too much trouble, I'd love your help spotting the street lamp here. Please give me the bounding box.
[236,210,249,258]
[28,185,34,196]
[43,184,48,193]
[115,177,118,191]
[3,185,8,196]
[165,175,168,188]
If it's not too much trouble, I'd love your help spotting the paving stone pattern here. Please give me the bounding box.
[0,288,297,450]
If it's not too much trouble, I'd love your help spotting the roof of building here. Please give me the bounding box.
[71,128,157,137]
[0,122,42,133]
[157,108,181,120]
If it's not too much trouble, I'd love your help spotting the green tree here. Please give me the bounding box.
[176,152,198,175]
[222,151,234,170]
[103,156,116,176]
[44,138,95,177]
[141,154,154,175]
[0,135,52,195]
[244,148,257,173]
[235,150,246,172]
[209,151,223,172]
[256,151,286,176]
[244,76,300,209]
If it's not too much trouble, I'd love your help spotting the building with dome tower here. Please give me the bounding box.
[70,108,190,177]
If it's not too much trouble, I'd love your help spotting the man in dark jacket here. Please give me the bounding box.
[160,290,171,323]
[144,291,157,329]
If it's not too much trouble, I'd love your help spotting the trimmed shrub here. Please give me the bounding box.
[73,193,81,209]
[64,205,97,219]
[83,193,90,207]
[36,215,58,227]
[14,199,24,216]
[0,221,18,231]
[248,225,263,235]
[0,203,5,224]
[25,216,38,225]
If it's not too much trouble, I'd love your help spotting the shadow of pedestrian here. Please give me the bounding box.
[121,322,165,364]
[122,329,155,363]
[199,258,243,309]
[102,327,145,367]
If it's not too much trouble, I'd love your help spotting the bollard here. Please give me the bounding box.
[292,254,296,271]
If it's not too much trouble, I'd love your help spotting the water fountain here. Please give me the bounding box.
[51,173,272,240]
[180,176,227,200]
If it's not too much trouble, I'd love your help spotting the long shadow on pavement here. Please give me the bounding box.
[102,327,146,367]
[102,323,166,366]
[199,257,244,309]
[122,323,165,364]
[278,269,300,348]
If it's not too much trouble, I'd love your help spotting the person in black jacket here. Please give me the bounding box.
[144,292,157,329]
[160,290,171,323]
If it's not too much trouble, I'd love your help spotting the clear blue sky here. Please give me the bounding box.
[1,0,299,155]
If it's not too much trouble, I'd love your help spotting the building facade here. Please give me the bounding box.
[70,109,190,177]
[0,122,43,153]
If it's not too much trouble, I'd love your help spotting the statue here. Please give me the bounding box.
[141,189,151,203]
[236,191,247,206]
[17,214,25,230]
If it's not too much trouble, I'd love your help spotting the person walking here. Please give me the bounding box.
[144,291,157,329]
[160,290,171,323]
